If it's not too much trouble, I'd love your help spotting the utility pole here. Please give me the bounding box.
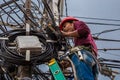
[18,0,32,80]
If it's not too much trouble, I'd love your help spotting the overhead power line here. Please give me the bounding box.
[92,28,120,37]
[98,48,120,51]
[65,0,68,16]
[60,15,120,26]
[0,0,18,8]
[61,15,120,22]
[73,16,120,22]
[86,21,120,26]
[93,37,120,42]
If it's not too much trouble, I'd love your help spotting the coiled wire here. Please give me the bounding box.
[0,29,56,65]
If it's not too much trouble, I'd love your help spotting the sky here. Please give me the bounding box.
[0,0,120,80]
[65,0,120,80]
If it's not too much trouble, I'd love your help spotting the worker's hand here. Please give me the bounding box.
[61,30,79,37]
[61,31,69,37]
[60,60,71,69]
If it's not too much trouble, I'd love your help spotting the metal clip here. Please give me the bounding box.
[77,51,83,60]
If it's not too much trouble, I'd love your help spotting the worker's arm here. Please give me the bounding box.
[61,30,79,37]
[74,21,90,38]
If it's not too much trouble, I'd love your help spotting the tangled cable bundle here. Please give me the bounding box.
[0,29,56,65]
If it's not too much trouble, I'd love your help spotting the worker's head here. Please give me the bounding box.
[59,16,78,32]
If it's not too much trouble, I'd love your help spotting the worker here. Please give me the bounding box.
[59,16,99,80]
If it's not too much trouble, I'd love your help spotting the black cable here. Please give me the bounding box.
[12,0,39,27]
[0,25,6,33]
[98,48,120,51]
[3,0,25,24]
[42,0,56,26]
[99,58,120,69]
[30,0,44,23]
[4,73,13,80]
[37,0,41,9]
[0,5,23,28]
[99,58,120,63]
[37,0,44,14]
[61,16,120,26]
[93,37,120,42]
[3,4,23,29]
[42,0,63,42]
[0,0,18,8]
[0,19,7,33]
[34,66,49,80]
[31,2,39,19]
[75,16,120,22]
[0,6,10,16]
[0,15,7,32]
[0,29,56,65]
[105,66,120,69]
[93,28,120,37]
[86,21,120,26]
[3,0,25,25]
[61,15,120,22]
[100,63,120,67]
[65,0,68,16]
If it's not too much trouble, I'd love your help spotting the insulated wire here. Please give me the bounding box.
[0,29,55,65]
[65,0,68,16]
[68,16,120,22]
[12,0,39,27]
[0,16,7,32]
[86,21,120,26]
[34,66,49,80]
[42,0,56,26]
[3,0,25,25]
[92,28,120,37]
[0,6,23,28]
[0,25,6,33]
[93,37,120,42]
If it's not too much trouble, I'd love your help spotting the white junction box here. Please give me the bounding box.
[16,36,42,53]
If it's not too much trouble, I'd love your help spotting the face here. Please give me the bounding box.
[62,22,74,32]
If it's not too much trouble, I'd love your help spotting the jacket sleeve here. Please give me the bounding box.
[74,21,90,38]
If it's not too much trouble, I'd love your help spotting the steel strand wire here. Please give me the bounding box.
[3,0,25,25]
[99,58,120,63]
[0,15,7,32]
[42,0,56,26]
[0,25,6,33]
[0,6,23,28]
[12,0,39,27]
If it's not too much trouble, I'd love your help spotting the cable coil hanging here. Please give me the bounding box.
[0,29,57,65]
